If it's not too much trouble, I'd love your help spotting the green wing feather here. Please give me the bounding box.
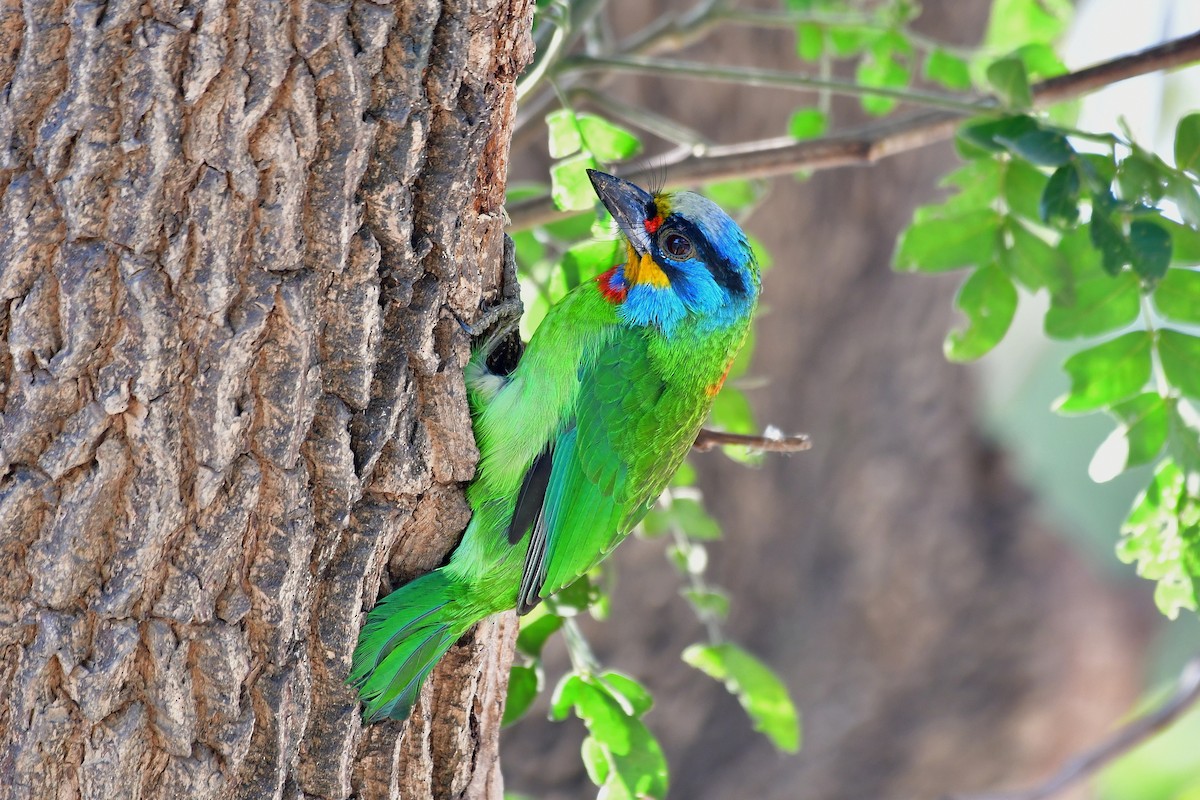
[517,327,711,608]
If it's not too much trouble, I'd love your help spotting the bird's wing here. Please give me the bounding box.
[516,327,700,612]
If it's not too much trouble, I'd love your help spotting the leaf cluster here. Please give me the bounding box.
[894,107,1200,617]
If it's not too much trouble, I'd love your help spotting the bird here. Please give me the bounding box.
[349,169,761,723]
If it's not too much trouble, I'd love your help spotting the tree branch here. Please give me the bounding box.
[557,54,986,113]
[692,428,812,453]
[945,656,1200,800]
[508,29,1200,231]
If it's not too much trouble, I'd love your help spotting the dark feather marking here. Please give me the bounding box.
[659,214,748,296]
[508,446,554,544]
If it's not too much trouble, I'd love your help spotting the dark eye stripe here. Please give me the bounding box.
[658,215,748,296]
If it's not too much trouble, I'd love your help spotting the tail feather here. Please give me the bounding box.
[349,569,475,723]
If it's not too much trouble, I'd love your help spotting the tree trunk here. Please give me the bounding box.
[0,1,533,798]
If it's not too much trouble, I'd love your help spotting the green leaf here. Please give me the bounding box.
[918,159,1002,221]
[1090,209,1133,276]
[550,673,584,721]
[1165,173,1200,228]
[923,48,971,90]
[1175,113,1200,175]
[550,574,593,615]
[1089,393,1168,482]
[550,153,601,211]
[561,239,622,288]
[1163,220,1200,264]
[828,25,875,57]
[787,108,828,140]
[795,22,824,61]
[516,606,562,657]
[667,539,707,575]
[1003,159,1050,222]
[703,179,759,210]
[710,386,755,435]
[1129,219,1172,280]
[856,44,910,116]
[1167,399,1200,475]
[1158,329,1200,401]
[683,643,801,753]
[578,114,642,162]
[1011,42,1068,80]
[1115,393,1170,468]
[1079,155,1118,194]
[1153,268,1200,323]
[546,109,582,159]
[984,0,1071,50]
[894,210,1001,272]
[671,497,723,540]
[596,672,654,718]
[944,264,1018,362]
[1039,164,1080,226]
[1054,331,1153,414]
[1044,270,1141,340]
[542,210,595,241]
[1001,219,1067,293]
[683,588,731,620]
[986,57,1032,110]
[503,665,541,726]
[958,115,1039,156]
[511,230,545,271]
[999,129,1074,167]
[572,683,669,800]
[580,736,609,787]
[1117,459,1199,618]
[1116,152,1167,204]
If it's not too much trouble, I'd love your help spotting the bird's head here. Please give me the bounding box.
[587,170,759,334]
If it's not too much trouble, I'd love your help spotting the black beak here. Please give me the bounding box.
[588,169,654,256]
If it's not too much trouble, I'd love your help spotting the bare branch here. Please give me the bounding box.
[945,656,1200,800]
[692,428,812,453]
[558,54,985,113]
[508,29,1200,230]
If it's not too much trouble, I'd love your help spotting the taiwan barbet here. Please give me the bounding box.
[350,170,761,723]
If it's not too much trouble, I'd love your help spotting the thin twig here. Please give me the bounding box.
[508,29,1200,230]
[692,428,812,453]
[945,656,1200,800]
[557,54,986,114]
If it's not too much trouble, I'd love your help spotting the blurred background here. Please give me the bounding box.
[502,1,1200,797]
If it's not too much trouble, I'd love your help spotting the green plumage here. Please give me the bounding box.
[350,173,760,724]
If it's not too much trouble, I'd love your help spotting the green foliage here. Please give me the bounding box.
[547,109,643,212]
[924,48,971,91]
[788,108,829,140]
[894,105,1200,618]
[1117,459,1200,618]
[944,264,1017,362]
[682,643,802,753]
[986,57,1032,110]
[551,672,669,800]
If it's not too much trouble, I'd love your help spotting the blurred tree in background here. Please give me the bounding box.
[500,1,1200,799]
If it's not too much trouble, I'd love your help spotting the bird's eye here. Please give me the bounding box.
[659,229,693,260]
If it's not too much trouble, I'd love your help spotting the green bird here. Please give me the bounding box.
[349,170,761,723]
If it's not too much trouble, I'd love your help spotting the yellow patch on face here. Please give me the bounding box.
[624,244,670,288]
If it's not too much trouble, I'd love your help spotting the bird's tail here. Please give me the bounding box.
[348,568,479,723]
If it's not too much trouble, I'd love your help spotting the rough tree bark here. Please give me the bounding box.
[0,1,532,798]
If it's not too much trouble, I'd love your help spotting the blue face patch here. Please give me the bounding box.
[608,190,759,337]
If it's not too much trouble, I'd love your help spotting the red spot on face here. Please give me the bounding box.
[597,266,628,304]
[643,215,662,234]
